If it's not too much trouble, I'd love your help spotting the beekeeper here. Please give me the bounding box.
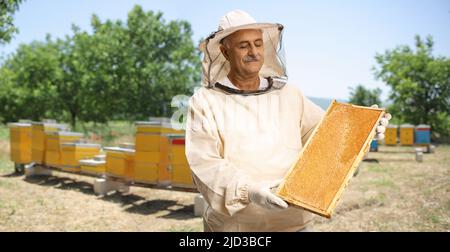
[185,10,391,232]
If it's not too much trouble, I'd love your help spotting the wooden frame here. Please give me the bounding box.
[277,100,384,218]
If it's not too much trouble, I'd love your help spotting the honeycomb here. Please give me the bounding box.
[277,101,384,218]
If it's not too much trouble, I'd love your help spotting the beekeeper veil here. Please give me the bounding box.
[199,10,288,95]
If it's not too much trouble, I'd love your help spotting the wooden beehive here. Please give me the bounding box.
[167,135,195,189]
[400,124,414,146]
[385,124,398,146]
[60,143,101,172]
[277,100,384,218]
[104,147,135,180]
[134,120,183,185]
[8,122,32,164]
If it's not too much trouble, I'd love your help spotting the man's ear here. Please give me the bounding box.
[220,45,230,61]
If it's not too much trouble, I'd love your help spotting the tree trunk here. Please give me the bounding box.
[70,111,77,130]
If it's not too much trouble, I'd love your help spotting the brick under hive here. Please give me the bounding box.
[277,100,384,218]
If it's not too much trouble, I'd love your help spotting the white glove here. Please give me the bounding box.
[371,104,392,140]
[248,179,288,210]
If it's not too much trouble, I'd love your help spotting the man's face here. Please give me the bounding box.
[220,29,264,77]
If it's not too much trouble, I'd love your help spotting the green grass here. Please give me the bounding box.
[369,178,398,188]
[418,207,450,230]
[366,164,389,173]
[0,124,9,141]
[364,192,386,207]
[0,180,16,189]
[445,201,450,212]
[428,214,442,224]
[0,158,13,174]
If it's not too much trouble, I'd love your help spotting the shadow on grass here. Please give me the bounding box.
[125,199,196,219]
[377,150,417,154]
[1,171,24,177]
[25,175,95,195]
[363,158,380,163]
[23,174,197,220]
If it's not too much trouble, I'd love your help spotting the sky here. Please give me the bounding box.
[1,0,449,101]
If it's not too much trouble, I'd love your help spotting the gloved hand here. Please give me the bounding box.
[248,179,288,210]
[371,104,392,140]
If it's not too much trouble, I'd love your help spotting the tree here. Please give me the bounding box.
[374,35,450,139]
[0,0,24,44]
[0,5,201,128]
[0,37,61,122]
[87,5,201,121]
[348,84,382,107]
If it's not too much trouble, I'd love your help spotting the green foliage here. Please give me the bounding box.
[348,84,382,107]
[0,5,201,127]
[374,35,450,139]
[0,37,60,122]
[0,0,23,44]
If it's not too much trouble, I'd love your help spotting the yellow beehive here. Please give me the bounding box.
[8,122,32,164]
[135,133,161,152]
[80,159,106,175]
[171,165,194,188]
[44,131,83,167]
[277,101,384,218]
[134,151,161,163]
[168,135,194,188]
[170,143,188,165]
[133,150,164,184]
[134,120,182,185]
[60,143,101,172]
[158,136,171,185]
[31,122,68,164]
[400,124,414,146]
[105,147,135,180]
[134,162,159,184]
[385,124,398,145]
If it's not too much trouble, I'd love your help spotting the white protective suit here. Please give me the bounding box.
[185,10,325,232]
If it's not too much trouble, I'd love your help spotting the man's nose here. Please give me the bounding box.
[248,45,257,56]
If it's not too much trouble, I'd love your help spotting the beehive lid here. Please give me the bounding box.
[135,121,161,126]
[277,100,384,218]
[386,124,398,128]
[44,131,59,136]
[104,147,135,153]
[31,122,68,129]
[166,134,185,139]
[61,143,101,148]
[400,124,414,128]
[93,155,106,161]
[119,143,135,149]
[7,122,31,128]
[415,124,430,129]
[135,120,173,129]
[149,117,171,123]
[58,131,83,137]
[79,159,105,166]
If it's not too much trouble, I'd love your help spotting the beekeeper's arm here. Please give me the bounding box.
[299,92,326,146]
[186,95,286,217]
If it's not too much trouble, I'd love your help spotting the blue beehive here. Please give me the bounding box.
[414,124,431,145]
[370,139,378,152]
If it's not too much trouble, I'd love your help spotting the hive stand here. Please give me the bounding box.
[415,148,424,162]
[194,193,208,217]
[93,177,130,196]
[24,164,53,178]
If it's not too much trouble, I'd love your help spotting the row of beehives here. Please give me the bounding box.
[7,120,194,189]
[381,124,431,146]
